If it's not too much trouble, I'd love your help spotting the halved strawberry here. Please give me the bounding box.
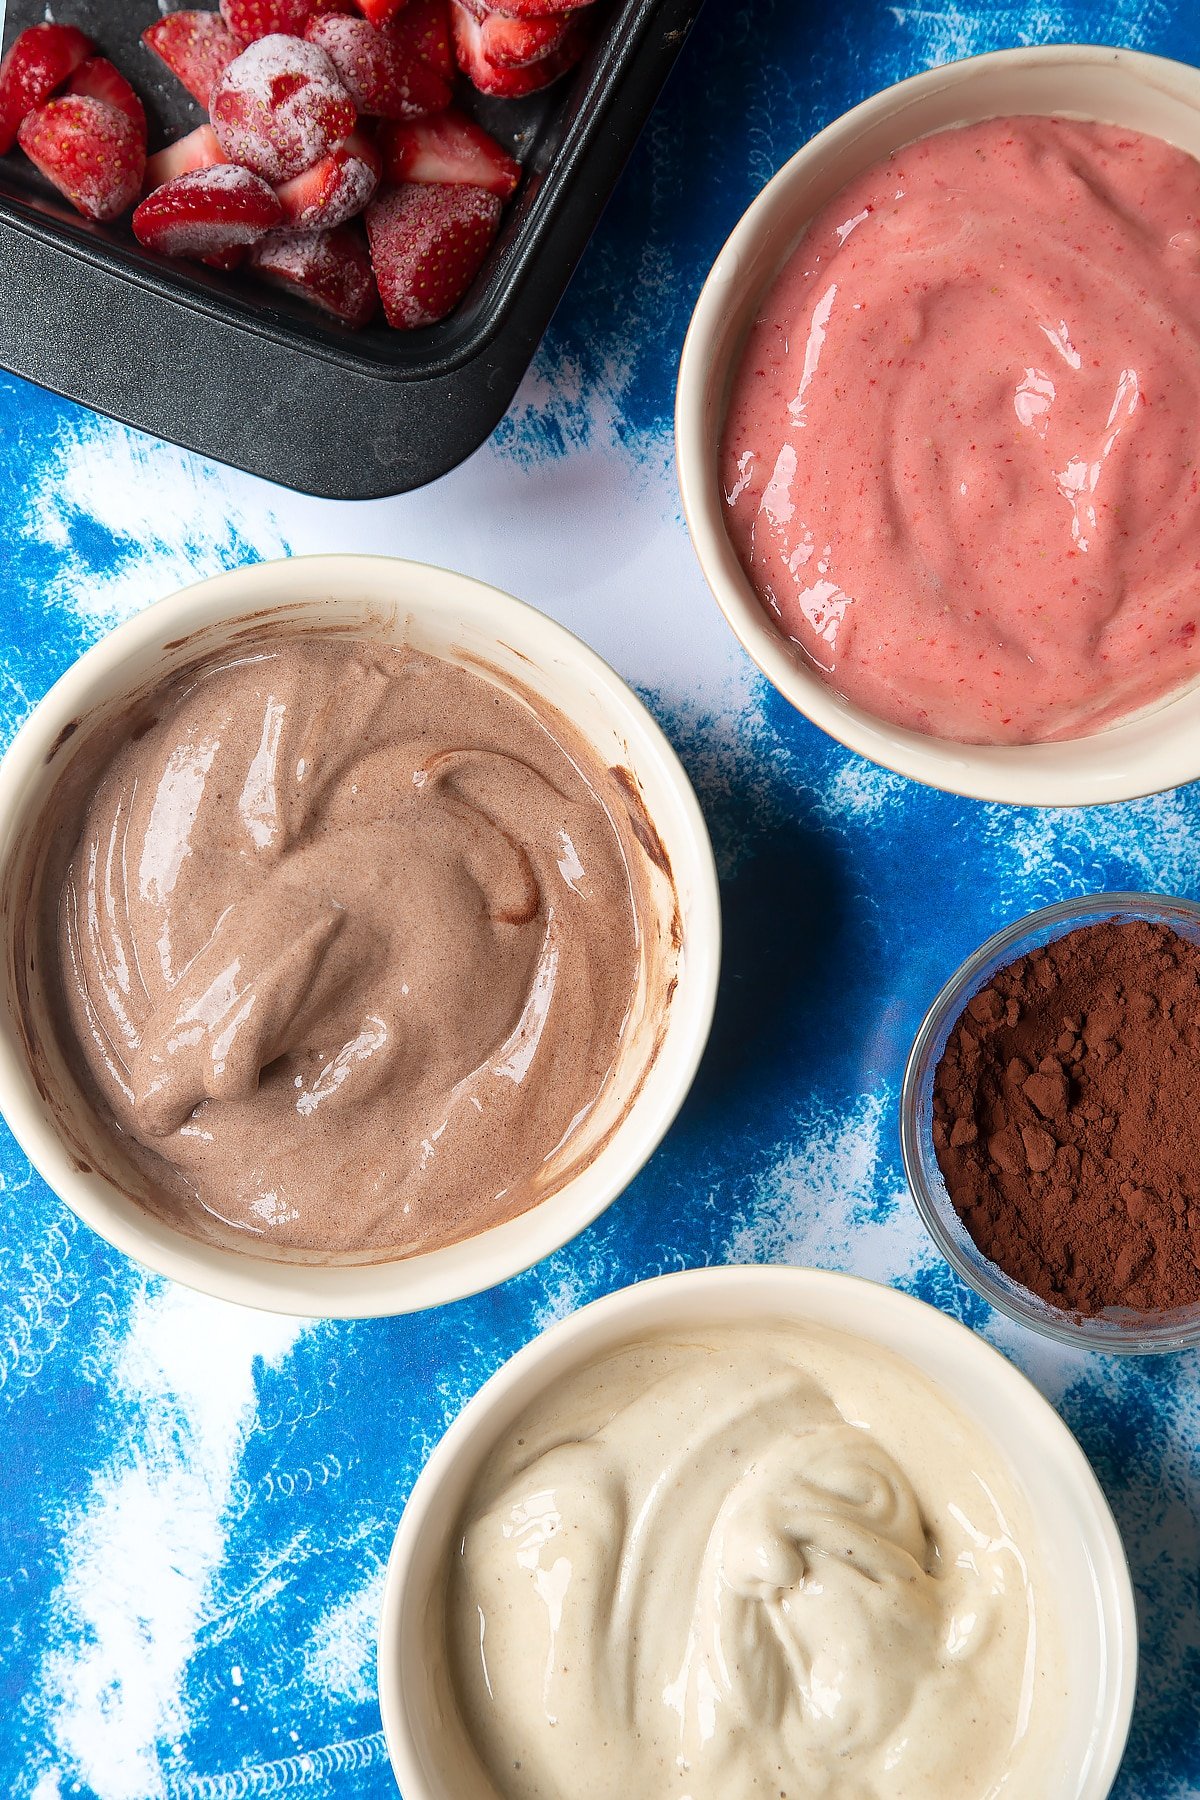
[275,125,380,226]
[220,0,354,40]
[0,23,93,156]
[450,1,588,94]
[133,163,283,259]
[142,12,244,107]
[355,0,410,26]
[475,0,594,14]
[251,224,378,325]
[470,4,573,67]
[18,95,144,221]
[379,109,518,197]
[386,0,453,81]
[210,35,357,183]
[366,179,499,328]
[66,58,147,137]
[144,123,226,193]
[304,15,449,118]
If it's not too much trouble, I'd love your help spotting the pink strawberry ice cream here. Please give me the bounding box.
[720,117,1200,745]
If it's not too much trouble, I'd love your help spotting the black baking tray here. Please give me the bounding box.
[0,0,703,497]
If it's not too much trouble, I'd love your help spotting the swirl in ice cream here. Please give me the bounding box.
[448,1325,1061,1798]
[48,636,651,1259]
[721,117,1200,743]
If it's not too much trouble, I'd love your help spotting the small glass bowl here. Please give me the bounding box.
[901,892,1200,1354]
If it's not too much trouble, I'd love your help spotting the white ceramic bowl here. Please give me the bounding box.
[0,555,720,1318]
[379,1265,1138,1800]
[677,45,1200,805]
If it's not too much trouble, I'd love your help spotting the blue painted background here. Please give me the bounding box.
[2,2,1199,1796]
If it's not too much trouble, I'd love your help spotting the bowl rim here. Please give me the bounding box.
[0,553,721,1319]
[900,890,1200,1351]
[377,1262,1139,1800]
[675,41,1200,806]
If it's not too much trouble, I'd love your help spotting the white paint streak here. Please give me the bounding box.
[38,1283,304,1799]
[303,1566,385,1709]
[988,790,1200,900]
[20,417,288,627]
[724,1087,927,1285]
[888,3,1158,59]
[821,760,908,821]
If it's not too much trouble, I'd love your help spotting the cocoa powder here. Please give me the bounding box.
[932,916,1200,1317]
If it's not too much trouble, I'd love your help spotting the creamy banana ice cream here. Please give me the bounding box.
[447,1323,1062,1799]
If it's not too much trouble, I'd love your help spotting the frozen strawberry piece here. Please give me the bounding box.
[275,125,380,226]
[475,0,594,14]
[144,124,226,193]
[0,23,94,156]
[252,223,378,325]
[66,58,147,137]
[380,109,518,197]
[304,15,449,118]
[18,94,144,221]
[470,5,573,67]
[142,12,244,107]
[133,163,283,259]
[355,0,410,26]
[366,179,500,328]
[210,34,357,184]
[386,0,453,80]
[220,0,354,40]
[451,2,589,95]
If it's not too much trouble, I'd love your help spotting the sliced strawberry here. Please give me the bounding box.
[476,7,573,67]
[18,95,144,221]
[304,15,449,118]
[219,0,354,40]
[379,109,518,197]
[366,179,499,328]
[142,12,244,107]
[475,0,594,14]
[355,0,410,25]
[133,163,283,259]
[252,224,378,325]
[144,123,226,193]
[210,35,357,183]
[0,23,93,156]
[450,2,588,94]
[66,58,147,138]
[275,125,380,226]
[386,0,453,80]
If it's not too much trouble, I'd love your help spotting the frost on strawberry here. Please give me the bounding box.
[142,12,244,107]
[67,57,147,137]
[210,34,357,183]
[304,15,451,119]
[379,108,519,198]
[133,163,283,259]
[0,23,94,156]
[275,127,380,228]
[450,0,590,96]
[220,0,354,41]
[18,94,144,222]
[251,224,379,326]
[366,179,501,328]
